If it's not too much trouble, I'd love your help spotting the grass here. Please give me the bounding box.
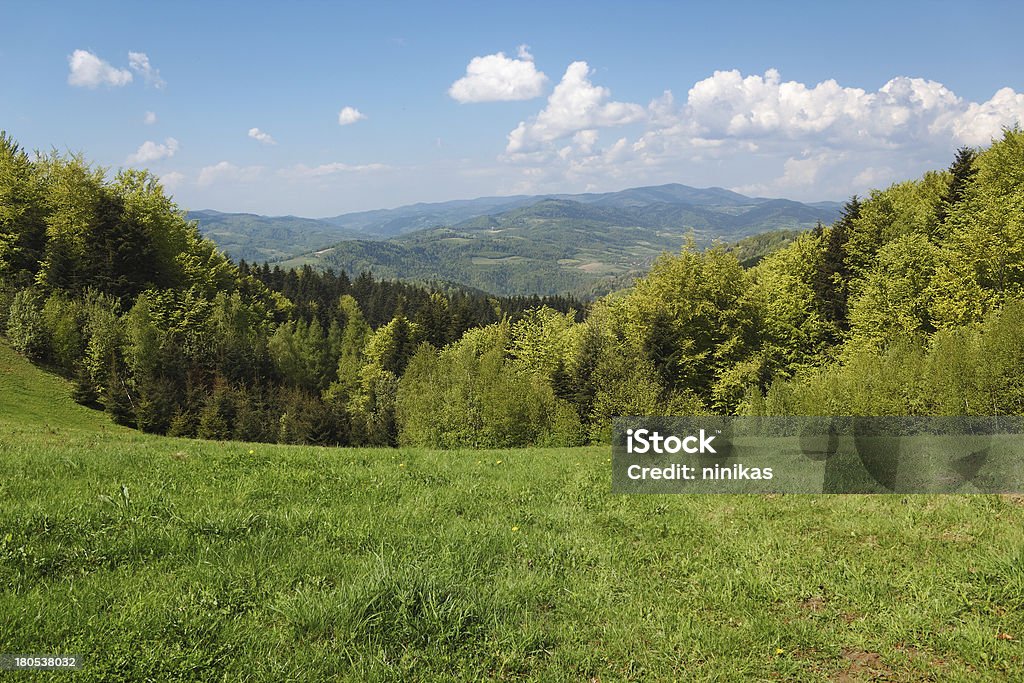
[1,343,1023,681]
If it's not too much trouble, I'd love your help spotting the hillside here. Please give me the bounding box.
[0,342,114,432]
[1,339,1021,679]
[5,129,1024,449]
[187,210,363,264]
[275,194,839,296]
[725,228,802,267]
[191,183,840,295]
[313,183,841,238]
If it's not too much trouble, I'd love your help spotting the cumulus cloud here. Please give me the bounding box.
[506,61,645,154]
[197,162,263,187]
[67,50,133,88]
[248,127,276,145]
[279,162,391,179]
[852,165,896,189]
[159,171,185,190]
[501,66,1024,198]
[734,152,842,196]
[126,138,179,164]
[128,51,165,88]
[448,47,548,103]
[338,106,367,126]
[144,111,157,125]
[680,69,969,146]
[945,87,1024,146]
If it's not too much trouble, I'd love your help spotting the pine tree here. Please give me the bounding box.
[812,195,860,331]
[104,363,134,426]
[71,364,99,407]
[936,146,978,226]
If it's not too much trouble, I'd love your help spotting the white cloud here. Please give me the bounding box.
[128,52,165,88]
[126,137,179,164]
[852,166,896,189]
[67,50,133,88]
[279,162,391,179]
[144,111,157,125]
[159,171,185,190]
[448,48,548,103]
[735,152,841,196]
[197,161,263,187]
[944,87,1024,146]
[248,127,277,145]
[673,69,1024,151]
[500,66,1024,199]
[506,61,645,154]
[338,106,367,126]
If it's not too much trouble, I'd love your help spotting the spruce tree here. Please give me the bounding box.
[812,195,860,331]
[936,146,978,225]
[104,364,134,426]
[71,364,99,407]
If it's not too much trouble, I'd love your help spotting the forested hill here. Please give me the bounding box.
[2,129,1023,450]
[274,195,838,296]
[191,184,840,295]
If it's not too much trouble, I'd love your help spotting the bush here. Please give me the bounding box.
[6,289,46,360]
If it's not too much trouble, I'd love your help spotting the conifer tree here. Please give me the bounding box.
[812,195,859,330]
[104,363,134,426]
[936,146,978,226]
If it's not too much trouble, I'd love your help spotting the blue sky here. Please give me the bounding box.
[2,1,1023,216]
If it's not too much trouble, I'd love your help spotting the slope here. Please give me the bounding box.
[280,196,838,296]
[188,210,364,264]
[0,342,115,432]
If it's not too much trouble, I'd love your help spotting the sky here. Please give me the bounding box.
[2,1,1023,217]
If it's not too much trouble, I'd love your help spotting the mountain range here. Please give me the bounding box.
[190,183,841,296]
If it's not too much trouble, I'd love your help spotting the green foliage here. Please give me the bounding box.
[197,380,235,440]
[41,294,87,373]
[364,314,421,376]
[726,228,801,268]
[847,233,941,349]
[945,127,1024,302]
[6,288,46,360]
[745,129,1024,417]
[747,232,834,376]
[936,146,979,226]
[103,362,134,426]
[622,243,754,405]
[280,194,838,297]
[396,322,579,448]
[812,195,859,329]
[70,363,99,407]
[5,130,1024,450]
[0,132,46,286]
[756,300,1024,417]
[269,318,328,390]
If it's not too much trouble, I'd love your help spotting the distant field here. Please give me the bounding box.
[1,345,1022,681]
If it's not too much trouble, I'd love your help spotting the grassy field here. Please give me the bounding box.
[1,343,1023,681]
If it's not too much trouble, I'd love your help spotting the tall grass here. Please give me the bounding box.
[1,344,1022,680]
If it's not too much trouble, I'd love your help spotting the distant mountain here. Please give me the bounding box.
[188,210,362,264]
[190,183,840,295]
[724,229,802,268]
[270,191,840,296]
[559,184,757,208]
[314,183,839,238]
[317,195,538,237]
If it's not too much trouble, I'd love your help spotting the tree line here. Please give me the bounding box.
[2,129,1022,448]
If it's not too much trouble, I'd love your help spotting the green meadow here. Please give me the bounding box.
[2,343,1023,681]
